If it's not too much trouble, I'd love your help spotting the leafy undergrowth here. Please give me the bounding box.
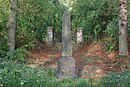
[0,60,130,87]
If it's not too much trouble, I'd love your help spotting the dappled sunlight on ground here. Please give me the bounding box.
[27,41,130,80]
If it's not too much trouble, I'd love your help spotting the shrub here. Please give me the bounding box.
[7,47,30,62]
[97,72,130,87]
[0,60,130,87]
[0,61,93,87]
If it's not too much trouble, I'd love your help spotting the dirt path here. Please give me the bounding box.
[27,42,130,80]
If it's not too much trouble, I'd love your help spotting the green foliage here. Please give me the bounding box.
[17,0,65,43]
[0,61,92,87]
[0,0,120,53]
[97,72,130,87]
[0,0,128,46]
[103,37,118,53]
[105,19,118,37]
[0,31,8,58]
[7,47,30,62]
[16,31,35,49]
[72,0,118,39]
[0,0,9,57]
[0,61,130,87]
[102,19,118,53]
[71,0,119,52]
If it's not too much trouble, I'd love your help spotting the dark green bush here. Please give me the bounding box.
[0,61,130,87]
[7,47,30,62]
[0,61,92,87]
[97,72,130,87]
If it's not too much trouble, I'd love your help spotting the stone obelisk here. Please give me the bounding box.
[57,10,77,78]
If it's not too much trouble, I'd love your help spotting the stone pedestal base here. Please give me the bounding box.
[57,56,77,78]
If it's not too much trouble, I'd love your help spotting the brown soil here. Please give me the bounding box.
[27,41,130,80]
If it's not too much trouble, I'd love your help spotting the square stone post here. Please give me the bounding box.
[57,10,77,78]
[46,27,53,45]
[77,27,83,43]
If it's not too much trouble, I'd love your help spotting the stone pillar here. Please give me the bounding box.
[57,10,77,78]
[46,27,53,45]
[77,27,83,43]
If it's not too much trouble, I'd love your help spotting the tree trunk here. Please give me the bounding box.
[7,0,17,54]
[119,0,128,55]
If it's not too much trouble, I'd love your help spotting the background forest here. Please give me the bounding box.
[0,0,130,87]
[0,0,130,55]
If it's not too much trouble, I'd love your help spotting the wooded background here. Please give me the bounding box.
[0,0,130,59]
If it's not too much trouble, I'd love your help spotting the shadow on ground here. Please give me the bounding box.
[27,41,130,80]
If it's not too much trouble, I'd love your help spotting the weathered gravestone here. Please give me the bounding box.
[46,27,53,45]
[77,27,83,43]
[57,10,77,78]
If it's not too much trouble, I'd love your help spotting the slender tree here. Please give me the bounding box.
[118,0,128,55]
[7,0,17,54]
